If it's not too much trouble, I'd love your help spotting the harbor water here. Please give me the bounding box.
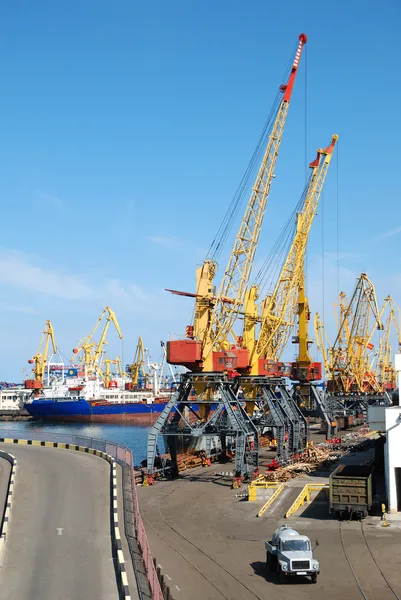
[0,421,150,463]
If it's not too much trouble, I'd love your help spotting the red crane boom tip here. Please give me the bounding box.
[299,33,307,44]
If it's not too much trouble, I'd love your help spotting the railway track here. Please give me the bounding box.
[339,521,400,600]
[143,485,263,600]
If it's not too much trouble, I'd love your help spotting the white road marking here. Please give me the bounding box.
[165,574,172,581]
[175,585,181,591]
[57,528,64,535]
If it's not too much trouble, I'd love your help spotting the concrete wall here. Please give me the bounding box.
[368,405,386,431]
[385,406,401,512]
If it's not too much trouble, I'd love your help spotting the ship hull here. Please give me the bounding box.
[24,398,170,425]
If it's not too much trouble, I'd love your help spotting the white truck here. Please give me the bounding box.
[265,525,319,583]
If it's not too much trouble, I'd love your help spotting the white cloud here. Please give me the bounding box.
[0,304,39,315]
[147,235,179,247]
[374,226,401,241]
[304,252,359,347]
[0,250,162,316]
[0,252,95,300]
[0,250,191,379]
[130,284,149,301]
[106,279,131,300]
[106,279,149,303]
[36,191,64,210]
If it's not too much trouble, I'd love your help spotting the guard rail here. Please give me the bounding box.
[248,479,282,501]
[257,483,284,517]
[285,483,328,518]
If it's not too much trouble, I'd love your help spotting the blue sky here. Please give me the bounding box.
[0,0,400,379]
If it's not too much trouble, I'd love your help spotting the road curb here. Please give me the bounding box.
[0,450,17,554]
[113,462,132,600]
[0,439,131,600]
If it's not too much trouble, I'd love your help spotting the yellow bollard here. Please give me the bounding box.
[381,503,390,527]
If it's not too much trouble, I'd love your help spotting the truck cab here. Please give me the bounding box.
[265,526,319,583]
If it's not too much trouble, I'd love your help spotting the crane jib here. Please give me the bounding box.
[202,34,308,365]
[253,134,338,367]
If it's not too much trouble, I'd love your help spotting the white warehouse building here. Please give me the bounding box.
[368,353,401,513]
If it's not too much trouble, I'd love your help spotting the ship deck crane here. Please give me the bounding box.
[26,320,57,388]
[72,306,123,377]
[72,309,106,363]
[126,337,146,390]
[104,358,116,388]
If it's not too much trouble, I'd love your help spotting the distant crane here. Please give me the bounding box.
[322,274,383,394]
[103,358,117,388]
[103,356,125,388]
[314,313,331,377]
[26,320,57,388]
[72,306,123,378]
[126,337,146,389]
[375,296,401,392]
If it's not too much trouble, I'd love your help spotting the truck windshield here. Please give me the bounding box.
[282,540,310,551]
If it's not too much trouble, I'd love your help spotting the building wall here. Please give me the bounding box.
[367,405,386,431]
[385,406,401,512]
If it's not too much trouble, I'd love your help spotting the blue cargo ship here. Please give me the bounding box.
[24,396,170,425]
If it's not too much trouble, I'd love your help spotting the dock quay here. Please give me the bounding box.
[139,433,401,600]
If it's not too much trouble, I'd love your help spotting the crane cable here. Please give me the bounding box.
[205,41,298,265]
[304,40,309,311]
[336,141,340,325]
[251,171,313,297]
[250,41,310,307]
[206,91,282,263]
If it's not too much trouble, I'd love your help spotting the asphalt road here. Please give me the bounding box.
[0,444,118,600]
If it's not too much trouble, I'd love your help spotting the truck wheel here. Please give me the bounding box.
[279,567,287,583]
[311,573,318,584]
[266,553,271,570]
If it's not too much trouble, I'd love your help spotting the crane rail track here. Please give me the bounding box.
[143,485,262,600]
[339,521,400,600]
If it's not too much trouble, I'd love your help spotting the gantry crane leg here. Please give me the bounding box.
[259,386,287,461]
[240,376,307,461]
[277,386,307,453]
[146,373,259,480]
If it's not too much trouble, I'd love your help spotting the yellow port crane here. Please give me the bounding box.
[376,296,401,392]
[167,33,308,374]
[247,135,338,375]
[326,273,383,394]
[72,306,123,377]
[27,320,57,385]
[314,312,331,377]
[127,337,146,389]
[103,356,125,388]
[103,358,116,388]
